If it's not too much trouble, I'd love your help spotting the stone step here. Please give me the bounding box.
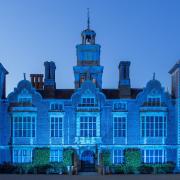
[78,172,99,176]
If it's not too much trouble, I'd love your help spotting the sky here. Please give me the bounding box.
[0,0,180,94]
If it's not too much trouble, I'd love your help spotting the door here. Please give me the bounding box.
[81,150,95,172]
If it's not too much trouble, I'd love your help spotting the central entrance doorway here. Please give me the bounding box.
[81,150,95,172]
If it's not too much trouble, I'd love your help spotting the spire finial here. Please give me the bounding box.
[23,73,26,80]
[153,72,155,80]
[87,8,90,29]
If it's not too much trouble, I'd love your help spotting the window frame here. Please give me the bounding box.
[13,114,36,138]
[113,116,127,137]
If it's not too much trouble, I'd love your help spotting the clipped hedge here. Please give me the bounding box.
[110,162,176,174]
[110,164,124,174]
[48,162,66,174]
[138,164,154,174]
[151,162,175,174]
[33,147,50,166]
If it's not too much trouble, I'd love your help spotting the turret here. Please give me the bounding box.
[0,63,8,99]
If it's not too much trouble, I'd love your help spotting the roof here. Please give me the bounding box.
[169,60,180,74]
[37,88,142,99]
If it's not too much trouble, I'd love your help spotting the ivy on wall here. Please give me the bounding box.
[63,148,74,166]
[33,148,50,165]
[101,149,111,166]
[124,148,141,173]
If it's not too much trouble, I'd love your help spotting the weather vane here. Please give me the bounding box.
[87,8,90,29]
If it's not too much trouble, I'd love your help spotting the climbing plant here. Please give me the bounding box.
[101,149,111,166]
[124,148,141,173]
[63,148,74,166]
[33,147,50,165]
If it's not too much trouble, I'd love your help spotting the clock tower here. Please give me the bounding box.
[73,10,103,89]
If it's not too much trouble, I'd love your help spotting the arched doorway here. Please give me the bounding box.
[81,150,95,172]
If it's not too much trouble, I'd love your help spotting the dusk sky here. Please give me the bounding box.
[0,0,180,94]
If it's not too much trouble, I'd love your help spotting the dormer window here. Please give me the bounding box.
[81,97,96,107]
[18,97,32,103]
[113,102,127,111]
[147,96,161,106]
[18,89,32,103]
[50,103,63,111]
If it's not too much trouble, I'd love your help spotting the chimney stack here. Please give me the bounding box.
[118,61,131,98]
[30,74,44,90]
[44,61,56,95]
[0,63,8,99]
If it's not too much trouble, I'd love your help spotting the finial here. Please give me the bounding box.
[153,72,155,80]
[87,8,90,29]
[23,73,26,80]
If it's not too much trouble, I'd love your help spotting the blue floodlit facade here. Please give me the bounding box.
[0,24,180,171]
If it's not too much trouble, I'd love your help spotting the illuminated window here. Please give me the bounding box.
[113,102,127,111]
[80,116,96,137]
[50,149,63,162]
[113,117,126,137]
[13,116,36,137]
[142,149,166,164]
[13,149,32,163]
[50,117,63,137]
[113,149,124,164]
[141,116,167,137]
[50,103,63,111]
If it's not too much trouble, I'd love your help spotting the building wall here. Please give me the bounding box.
[0,76,177,168]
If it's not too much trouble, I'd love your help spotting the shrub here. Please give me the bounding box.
[33,148,50,166]
[153,162,176,174]
[124,148,141,174]
[14,163,34,174]
[110,164,124,174]
[138,162,175,174]
[63,148,74,167]
[48,162,65,174]
[0,162,17,174]
[138,165,154,174]
[123,164,135,174]
[100,149,111,166]
[34,164,51,174]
